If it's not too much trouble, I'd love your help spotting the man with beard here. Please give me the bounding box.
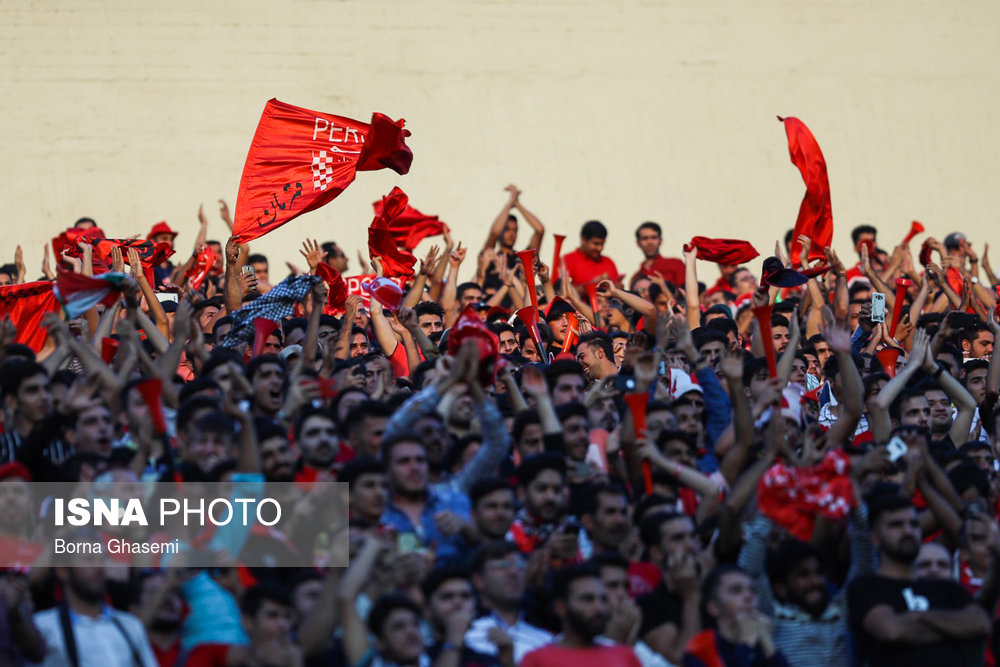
[0,361,52,463]
[521,563,640,667]
[256,417,295,483]
[466,541,552,663]
[576,332,618,382]
[580,484,632,559]
[341,457,388,524]
[131,570,184,667]
[847,495,990,666]
[508,453,572,556]
[545,360,587,407]
[415,302,446,341]
[921,379,977,445]
[343,401,391,460]
[470,478,517,544]
[292,408,341,483]
[738,503,875,667]
[33,555,158,666]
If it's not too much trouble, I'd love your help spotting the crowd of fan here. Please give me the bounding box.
[2,185,1000,667]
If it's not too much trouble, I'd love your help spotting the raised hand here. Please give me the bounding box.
[225,236,241,264]
[449,243,467,268]
[110,246,125,274]
[299,239,322,271]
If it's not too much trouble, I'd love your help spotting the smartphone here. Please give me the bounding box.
[871,293,886,323]
[887,436,908,462]
[156,292,178,304]
[614,374,637,393]
[396,532,425,554]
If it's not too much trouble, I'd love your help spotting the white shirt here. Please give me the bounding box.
[464,613,552,664]
[30,606,157,667]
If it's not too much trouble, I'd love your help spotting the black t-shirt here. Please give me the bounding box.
[427,640,503,667]
[636,581,683,639]
[847,573,980,667]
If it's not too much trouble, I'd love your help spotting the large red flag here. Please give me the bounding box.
[372,195,447,251]
[0,282,61,352]
[232,99,413,243]
[368,187,417,278]
[780,117,833,266]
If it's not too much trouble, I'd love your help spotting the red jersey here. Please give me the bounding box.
[522,644,641,667]
[636,255,684,286]
[557,249,620,287]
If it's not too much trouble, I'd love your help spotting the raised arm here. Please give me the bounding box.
[442,244,466,328]
[871,329,931,442]
[598,279,656,319]
[223,236,242,313]
[684,246,700,329]
[513,190,545,252]
[823,313,863,447]
[482,185,518,252]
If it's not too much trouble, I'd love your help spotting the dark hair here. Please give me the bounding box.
[415,302,445,319]
[552,562,602,601]
[511,410,541,445]
[344,401,393,436]
[580,482,627,516]
[200,347,244,378]
[469,478,515,508]
[545,359,586,388]
[701,564,751,626]
[241,582,291,617]
[247,253,268,265]
[578,331,614,361]
[580,220,607,241]
[635,222,662,239]
[254,416,287,443]
[367,594,422,637]
[193,412,237,440]
[456,283,483,302]
[177,376,222,405]
[963,358,989,380]
[692,328,728,350]
[339,456,385,486]
[947,461,990,500]
[589,551,631,572]
[638,511,691,548]
[868,494,914,527]
[380,432,426,463]
[851,225,878,246]
[889,388,928,421]
[246,354,286,381]
[471,540,522,574]
[176,395,221,434]
[516,452,566,487]
[556,402,588,424]
[421,566,473,600]
[765,540,824,586]
[292,406,339,441]
[0,360,48,399]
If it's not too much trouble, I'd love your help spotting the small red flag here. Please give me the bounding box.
[186,244,218,291]
[372,196,446,251]
[684,237,759,265]
[0,282,61,352]
[368,187,418,278]
[315,263,349,312]
[232,99,413,244]
[780,117,833,266]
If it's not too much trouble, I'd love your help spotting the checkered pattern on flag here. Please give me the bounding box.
[232,99,412,244]
[219,274,320,349]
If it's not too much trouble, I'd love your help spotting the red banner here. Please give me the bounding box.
[780,117,833,265]
[343,274,407,308]
[0,282,61,352]
[232,99,413,243]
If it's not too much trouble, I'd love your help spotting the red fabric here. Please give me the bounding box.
[151,639,181,667]
[182,643,231,667]
[0,281,61,352]
[556,249,620,286]
[521,644,641,667]
[187,244,217,291]
[368,187,418,278]
[388,339,410,379]
[232,99,412,243]
[637,255,685,285]
[55,270,122,308]
[684,630,726,667]
[52,227,105,260]
[683,237,759,265]
[780,117,833,266]
[757,448,856,542]
[372,196,446,251]
[315,263,348,311]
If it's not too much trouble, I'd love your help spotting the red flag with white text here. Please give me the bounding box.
[232,99,413,243]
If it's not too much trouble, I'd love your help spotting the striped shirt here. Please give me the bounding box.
[0,430,71,467]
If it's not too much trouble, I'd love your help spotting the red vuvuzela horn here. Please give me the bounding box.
[136,378,168,436]
[585,283,600,318]
[515,306,546,364]
[888,278,913,338]
[516,248,539,311]
[624,393,653,495]
[902,220,925,246]
[552,234,566,279]
[252,318,279,357]
[753,303,777,378]
[876,347,902,378]
[561,312,579,353]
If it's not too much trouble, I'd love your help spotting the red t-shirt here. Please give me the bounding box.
[558,249,620,287]
[521,644,641,667]
[636,255,685,286]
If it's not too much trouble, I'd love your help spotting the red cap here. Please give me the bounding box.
[147,221,178,240]
[0,462,31,482]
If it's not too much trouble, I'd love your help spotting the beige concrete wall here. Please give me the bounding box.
[2,0,998,283]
